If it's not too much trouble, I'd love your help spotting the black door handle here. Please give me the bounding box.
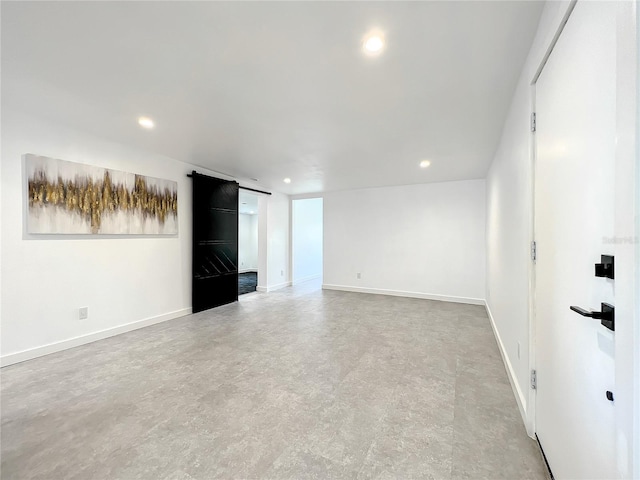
[569,303,615,331]
[570,305,605,319]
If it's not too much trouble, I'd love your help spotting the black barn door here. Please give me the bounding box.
[192,172,239,313]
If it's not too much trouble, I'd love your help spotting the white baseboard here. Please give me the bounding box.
[1,308,191,367]
[293,274,321,285]
[484,301,528,429]
[256,281,291,293]
[321,284,485,305]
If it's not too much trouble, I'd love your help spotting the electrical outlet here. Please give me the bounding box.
[357,272,361,279]
[79,307,89,320]
[517,342,521,359]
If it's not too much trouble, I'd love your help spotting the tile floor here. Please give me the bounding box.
[1,282,548,479]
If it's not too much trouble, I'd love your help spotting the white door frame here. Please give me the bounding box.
[257,193,269,292]
[527,1,639,477]
[526,0,577,441]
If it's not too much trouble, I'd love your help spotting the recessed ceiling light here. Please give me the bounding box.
[420,160,431,168]
[138,116,154,129]
[249,211,255,214]
[283,178,291,184]
[363,34,385,55]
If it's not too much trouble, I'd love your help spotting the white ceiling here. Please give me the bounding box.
[2,1,544,195]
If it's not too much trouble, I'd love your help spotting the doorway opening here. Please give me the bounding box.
[292,198,323,286]
[238,190,259,295]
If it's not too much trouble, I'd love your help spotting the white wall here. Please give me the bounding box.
[485,1,574,427]
[262,192,291,292]
[323,180,485,303]
[1,108,289,364]
[614,3,639,478]
[238,213,258,272]
[257,195,268,290]
[292,198,323,284]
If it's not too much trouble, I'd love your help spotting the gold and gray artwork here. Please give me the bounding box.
[26,154,178,234]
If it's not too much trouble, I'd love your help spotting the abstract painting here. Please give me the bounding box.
[26,154,178,234]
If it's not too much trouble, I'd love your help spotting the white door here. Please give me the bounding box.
[534,1,617,479]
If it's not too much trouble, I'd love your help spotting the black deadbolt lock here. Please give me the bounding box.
[595,255,614,279]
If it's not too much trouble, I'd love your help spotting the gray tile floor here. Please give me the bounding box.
[1,282,548,479]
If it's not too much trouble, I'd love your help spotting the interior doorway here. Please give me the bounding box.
[238,190,259,295]
[292,198,323,285]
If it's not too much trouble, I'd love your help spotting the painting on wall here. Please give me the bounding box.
[26,154,178,235]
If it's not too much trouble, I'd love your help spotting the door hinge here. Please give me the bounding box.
[531,369,537,390]
[531,112,536,132]
[531,241,537,261]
